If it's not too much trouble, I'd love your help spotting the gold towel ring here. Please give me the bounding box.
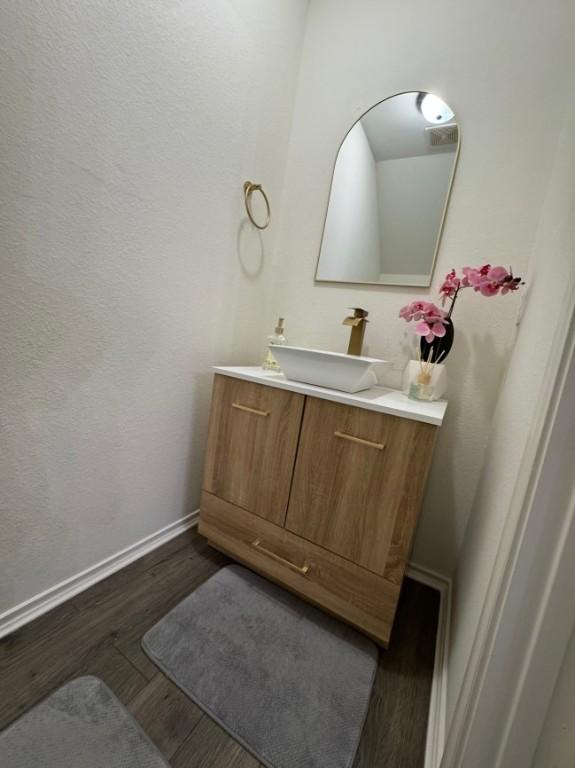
[244,181,270,230]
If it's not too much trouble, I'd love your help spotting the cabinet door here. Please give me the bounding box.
[203,375,304,526]
[285,397,437,580]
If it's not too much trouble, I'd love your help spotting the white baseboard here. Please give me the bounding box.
[0,510,200,640]
[407,562,451,768]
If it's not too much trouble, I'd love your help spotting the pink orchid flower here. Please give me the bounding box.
[439,269,460,303]
[399,300,433,321]
[487,266,509,282]
[479,281,500,297]
[415,320,447,343]
[460,264,522,297]
[461,266,485,289]
[399,301,448,343]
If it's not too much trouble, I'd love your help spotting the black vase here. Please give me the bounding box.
[420,318,454,364]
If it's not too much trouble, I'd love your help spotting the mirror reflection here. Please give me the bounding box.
[316,92,459,287]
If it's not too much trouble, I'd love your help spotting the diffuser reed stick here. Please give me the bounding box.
[416,347,445,385]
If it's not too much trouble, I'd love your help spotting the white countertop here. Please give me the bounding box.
[213,366,447,426]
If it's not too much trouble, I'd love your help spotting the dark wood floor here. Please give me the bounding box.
[0,528,439,767]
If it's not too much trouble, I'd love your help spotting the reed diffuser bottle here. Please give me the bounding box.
[404,348,447,402]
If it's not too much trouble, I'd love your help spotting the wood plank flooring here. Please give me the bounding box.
[0,528,439,767]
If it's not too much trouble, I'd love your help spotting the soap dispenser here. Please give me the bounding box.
[262,317,286,371]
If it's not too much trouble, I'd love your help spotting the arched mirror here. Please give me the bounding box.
[315,92,459,287]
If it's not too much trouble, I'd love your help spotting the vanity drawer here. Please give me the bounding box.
[203,375,304,526]
[285,397,437,581]
[199,491,399,646]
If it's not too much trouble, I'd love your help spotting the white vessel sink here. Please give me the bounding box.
[271,345,390,393]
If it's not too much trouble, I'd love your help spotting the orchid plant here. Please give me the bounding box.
[399,264,524,359]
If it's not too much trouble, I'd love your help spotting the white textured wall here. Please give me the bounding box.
[533,624,575,768]
[377,153,455,280]
[446,90,575,729]
[317,121,381,282]
[266,0,575,575]
[0,0,308,615]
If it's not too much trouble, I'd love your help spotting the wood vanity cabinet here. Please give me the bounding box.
[199,371,440,646]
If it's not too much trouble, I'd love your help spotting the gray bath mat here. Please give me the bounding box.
[0,676,169,768]
[143,564,377,768]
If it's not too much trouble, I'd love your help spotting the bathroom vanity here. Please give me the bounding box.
[198,366,446,646]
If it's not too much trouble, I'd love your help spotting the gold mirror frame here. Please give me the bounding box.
[314,91,461,288]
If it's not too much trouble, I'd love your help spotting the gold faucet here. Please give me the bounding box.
[343,308,369,356]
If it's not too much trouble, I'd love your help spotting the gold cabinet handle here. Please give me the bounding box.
[334,431,385,450]
[251,538,310,575]
[232,403,269,417]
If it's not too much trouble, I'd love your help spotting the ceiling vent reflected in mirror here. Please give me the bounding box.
[316,91,460,287]
[427,123,459,147]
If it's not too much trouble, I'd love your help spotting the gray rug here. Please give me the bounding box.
[143,564,377,768]
[0,676,169,768]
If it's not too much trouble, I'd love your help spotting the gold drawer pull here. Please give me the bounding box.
[251,538,310,575]
[334,431,385,450]
[232,403,269,417]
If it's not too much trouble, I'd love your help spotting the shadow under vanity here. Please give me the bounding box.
[198,367,446,646]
